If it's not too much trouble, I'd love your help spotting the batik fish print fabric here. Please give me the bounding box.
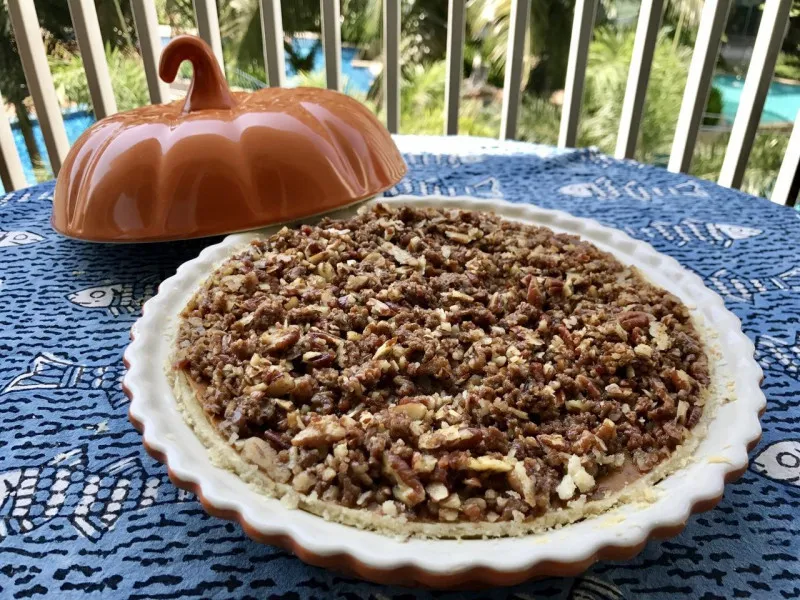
[1,137,798,599]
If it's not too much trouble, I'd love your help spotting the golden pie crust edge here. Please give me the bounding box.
[166,315,729,540]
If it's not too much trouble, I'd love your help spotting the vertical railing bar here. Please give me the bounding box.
[260,0,286,87]
[193,0,225,71]
[383,0,400,133]
[718,0,792,190]
[499,0,531,140]
[321,0,342,91]
[68,0,117,119]
[558,0,598,148]
[444,0,466,135]
[7,0,70,175]
[770,112,800,206]
[614,0,663,159]
[0,94,27,191]
[131,0,168,105]
[667,0,731,173]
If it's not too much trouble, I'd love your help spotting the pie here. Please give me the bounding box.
[169,203,722,537]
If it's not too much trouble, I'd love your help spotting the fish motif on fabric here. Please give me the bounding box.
[707,267,800,303]
[385,176,503,199]
[558,176,708,201]
[67,274,159,317]
[567,575,625,599]
[1,353,126,408]
[755,334,800,378]
[0,446,190,541]
[752,440,800,487]
[627,220,762,248]
[0,230,44,247]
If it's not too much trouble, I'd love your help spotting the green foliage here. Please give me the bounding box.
[580,28,694,162]
[691,132,790,198]
[775,53,800,82]
[49,45,150,113]
[367,60,498,136]
[516,97,562,146]
[469,0,580,95]
[704,87,723,126]
[340,0,381,48]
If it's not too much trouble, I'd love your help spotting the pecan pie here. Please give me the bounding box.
[170,204,720,537]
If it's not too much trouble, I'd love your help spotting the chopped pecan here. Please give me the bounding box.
[383,452,426,506]
[262,327,301,353]
[291,416,347,447]
[526,276,543,308]
[418,426,482,450]
[618,311,652,331]
[241,437,291,483]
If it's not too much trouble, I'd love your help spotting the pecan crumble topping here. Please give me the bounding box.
[175,204,709,523]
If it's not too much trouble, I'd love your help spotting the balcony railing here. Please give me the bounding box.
[0,0,798,206]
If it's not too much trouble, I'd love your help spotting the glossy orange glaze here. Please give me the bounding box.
[53,35,406,242]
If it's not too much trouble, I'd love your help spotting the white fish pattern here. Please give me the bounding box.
[559,177,708,201]
[752,440,800,487]
[629,219,762,248]
[0,446,190,541]
[568,576,625,600]
[0,230,43,247]
[2,353,126,408]
[755,335,800,376]
[67,275,159,317]
[385,176,503,198]
[707,267,800,303]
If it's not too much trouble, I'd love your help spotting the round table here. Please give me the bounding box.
[1,136,798,598]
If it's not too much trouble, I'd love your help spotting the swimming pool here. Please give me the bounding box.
[713,74,800,125]
[285,37,375,94]
[6,110,95,189]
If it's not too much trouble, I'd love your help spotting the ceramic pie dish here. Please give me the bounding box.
[124,195,765,587]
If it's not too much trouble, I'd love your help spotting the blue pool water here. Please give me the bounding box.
[160,35,376,94]
[284,37,375,94]
[7,110,95,189]
[713,74,800,124]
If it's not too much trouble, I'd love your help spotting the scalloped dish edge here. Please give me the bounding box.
[124,195,765,586]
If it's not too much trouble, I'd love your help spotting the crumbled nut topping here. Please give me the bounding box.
[176,204,709,524]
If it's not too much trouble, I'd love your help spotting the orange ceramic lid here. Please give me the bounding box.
[52,35,407,242]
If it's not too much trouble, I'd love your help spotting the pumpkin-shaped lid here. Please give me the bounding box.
[52,35,407,242]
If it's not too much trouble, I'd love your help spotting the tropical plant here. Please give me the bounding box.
[468,0,577,95]
[49,45,150,113]
[516,97,562,146]
[580,28,703,162]
[691,131,790,199]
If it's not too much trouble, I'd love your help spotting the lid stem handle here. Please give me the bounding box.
[159,35,236,113]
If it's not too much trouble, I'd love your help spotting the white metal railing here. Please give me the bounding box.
[668,0,732,175]
[193,0,224,69]
[321,0,342,91]
[260,0,285,87]
[718,0,793,189]
[67,0,117,119]
[0,0,797,206]
[7,0,69,175]
[558,0,598,148]
[131,0,168,105]
[614,0,663,159]
[499,0,530,140]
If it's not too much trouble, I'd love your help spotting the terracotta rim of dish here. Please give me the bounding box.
[123,195,765,588]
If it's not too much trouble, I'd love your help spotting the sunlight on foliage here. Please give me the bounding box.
[49,44,150,113]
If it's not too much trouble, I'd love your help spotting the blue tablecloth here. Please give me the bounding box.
[1,136,798,599]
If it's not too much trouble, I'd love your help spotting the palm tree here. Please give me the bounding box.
[469,0,576,95]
